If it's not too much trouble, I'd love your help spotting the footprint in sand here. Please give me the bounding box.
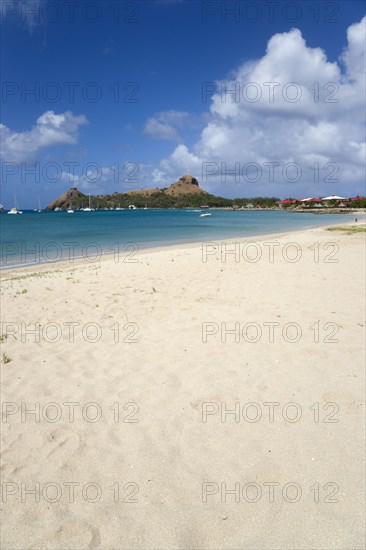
[190,396,222,412]
[0,462,25,475]
[31,523,101,549]
[1,431,45,468]
[45,427,84,459]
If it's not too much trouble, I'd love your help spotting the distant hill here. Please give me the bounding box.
[46,175,280,210]
[47,187,86,210]
[125,175,208,197]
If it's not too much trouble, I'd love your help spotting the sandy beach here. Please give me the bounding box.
[1,223,365,549]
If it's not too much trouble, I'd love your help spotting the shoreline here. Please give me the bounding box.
[1,215,363,274]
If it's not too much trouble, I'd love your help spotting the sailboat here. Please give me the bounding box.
[33,198,42,212]
[82,194,94,212]
[67,202,74,214]
[8,194,23,214]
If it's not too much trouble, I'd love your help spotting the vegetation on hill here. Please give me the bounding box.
[46,176,281,210]
[49,190,280,210]
[46,174,364,211]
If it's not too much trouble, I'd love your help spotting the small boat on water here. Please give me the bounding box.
[82,195,94,212]
[7,194,23,214]
[8,207,23,215]
[128,204,137,210]
[67,202,74,214]
[34,198,42,212]
[200,213,211,217]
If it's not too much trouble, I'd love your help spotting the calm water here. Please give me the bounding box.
[0,209,354,268]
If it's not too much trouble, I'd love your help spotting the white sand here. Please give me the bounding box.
[1,224,365,549]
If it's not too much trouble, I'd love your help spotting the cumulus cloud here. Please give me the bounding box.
[342,17,366,79]
[143,110,192,141]
[144,118,181,142]
[142,17,366,197]
[0,111,88,162]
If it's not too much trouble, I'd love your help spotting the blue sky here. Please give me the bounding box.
[1,0,365,207]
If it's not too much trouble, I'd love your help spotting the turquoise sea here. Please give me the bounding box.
[0,209,355,269]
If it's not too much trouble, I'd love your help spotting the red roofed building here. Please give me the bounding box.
[280,199,297,205]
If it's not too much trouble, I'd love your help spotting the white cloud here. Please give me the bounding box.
[143,110,191,141]
[141,17,366,197]
[342,17,366,79]
[0,111,88,162]
[60,171,80,185]
[144,118,181,142]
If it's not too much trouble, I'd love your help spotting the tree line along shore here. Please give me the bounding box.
[46,188,366,211]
